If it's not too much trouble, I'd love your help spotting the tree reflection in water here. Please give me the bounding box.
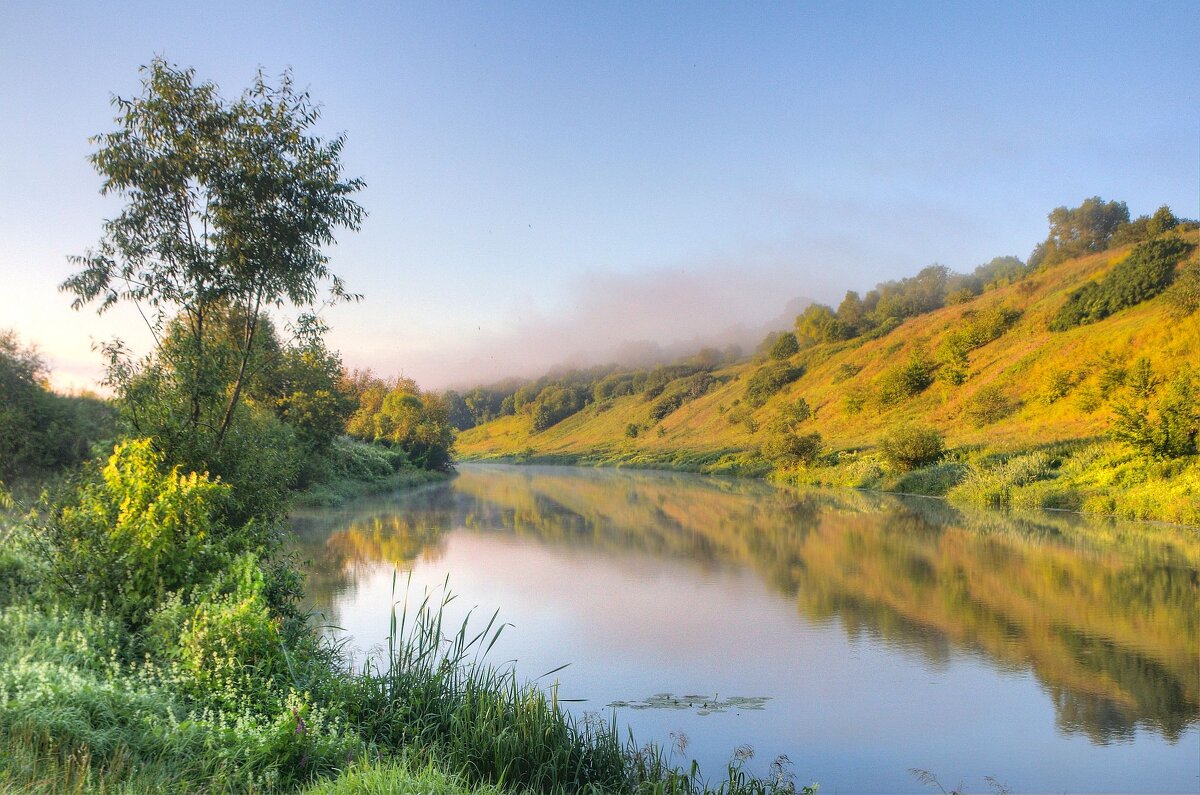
[289,464,1198,745]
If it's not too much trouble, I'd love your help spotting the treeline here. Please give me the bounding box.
[441,347,741,433]
[0,331,115,483]
[778,198,1192,354]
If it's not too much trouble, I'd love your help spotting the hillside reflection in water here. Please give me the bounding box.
[290,464,1199,793]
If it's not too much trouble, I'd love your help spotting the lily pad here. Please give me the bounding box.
[606,692,770,716]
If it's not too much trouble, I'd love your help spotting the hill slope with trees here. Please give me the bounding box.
[455,202,1200,525]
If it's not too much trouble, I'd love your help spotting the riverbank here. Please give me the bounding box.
[1,444,813,795]
[459,437,1200,528]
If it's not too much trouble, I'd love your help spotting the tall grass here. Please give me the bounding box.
[341,574,814,794]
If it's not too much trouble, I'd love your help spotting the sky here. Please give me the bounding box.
[1,1,1197,390]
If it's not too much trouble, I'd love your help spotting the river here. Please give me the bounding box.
[289,463,1199,793]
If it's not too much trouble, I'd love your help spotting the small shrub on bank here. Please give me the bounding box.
[963,384,1017,427]
[949,451,1054,508]
[878,425,945,472]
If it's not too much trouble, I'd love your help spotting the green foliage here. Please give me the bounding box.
[345,376,455,469]
[148,553,288,713]
[648,372,715,422]
[1050,238,1195,330]
[1110,366,1198,459]
[1029,196,1130,268]
[878,425,945,472]
[832,362,862,384]
[795,304,845,346]
[1164,257,1200,318]
[63,59,363,455]
[949,452,1054,508]
[0,331,114,483]
[745,363,804,408]
[1041,368,1077,404]
[38,439,256,627]
[530,385,586,432]
[761,428,823,466]
[874,350,935,405]
[768,331,800,359]
[962,384,1017,427]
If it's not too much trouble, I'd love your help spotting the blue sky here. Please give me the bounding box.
[1,1,1196,388]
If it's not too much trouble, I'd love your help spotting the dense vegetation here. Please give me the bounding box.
[0,331,115,485]
[457,199,1200,526]
[0,59,813,794]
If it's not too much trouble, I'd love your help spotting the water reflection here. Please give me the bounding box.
[290,464,1199,746]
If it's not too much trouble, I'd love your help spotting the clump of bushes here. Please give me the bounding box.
[745,362,804,408]
[878,425,945,472]
[648,372,714,422]
[769,331,800,360]
[1049,238,1195,330]
[963,384,1017,427]
[936,305,1022,385]
[874,350,935,405]
[1041,368,1077,404]
[1110,365,1198,459]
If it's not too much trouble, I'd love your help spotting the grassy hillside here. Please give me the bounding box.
[457,231,1200,524]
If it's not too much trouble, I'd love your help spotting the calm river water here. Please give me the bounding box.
[289,463,1199,794]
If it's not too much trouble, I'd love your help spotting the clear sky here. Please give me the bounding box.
[1,1,1196,390]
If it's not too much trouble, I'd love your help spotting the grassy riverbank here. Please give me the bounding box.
[0,449,811,795]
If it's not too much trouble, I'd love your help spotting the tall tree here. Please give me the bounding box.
[62,58,365,453]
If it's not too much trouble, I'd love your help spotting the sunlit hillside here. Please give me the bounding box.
[461,233,1197,457]
[456,228,1200,524]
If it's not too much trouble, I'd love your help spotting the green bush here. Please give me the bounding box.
[745,363,803,408]
[1050,237,1195,330]
[878,425,945,472]
[1041,368,1077,404]
[1110,367,1198,458]
[948,451,1054,508]
[761,426,823,466]
[874,352,935,405]
[963,384,1016,427]
[648,372,714,421]
[1164,257,1200,318]
[41,440,253,628]
[769,331,800,360]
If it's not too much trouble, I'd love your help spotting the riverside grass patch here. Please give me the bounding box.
[1,442,814,795]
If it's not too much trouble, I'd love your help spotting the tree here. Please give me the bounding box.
[769,331,800,360]
[1029,197,1129,267]
[62,58,365,460]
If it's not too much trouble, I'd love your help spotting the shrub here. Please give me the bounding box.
[1041,368,1077,404]
[42,439,250,627]
[878,425,945,472]
[745,363,803,408]
[874,351,935,405]
[769,331,800,360]
[648,373,714,421]
[1050,238,1195,330]
[1110,367,1198,458]
[948,452,1053,508]
[832,362,862,383]
[1164,258,1200,318]
[761,429,823,466]
[963,385,1016,427]
[842,385,870,415]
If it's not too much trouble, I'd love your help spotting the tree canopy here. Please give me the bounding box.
[62,58,365,454]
